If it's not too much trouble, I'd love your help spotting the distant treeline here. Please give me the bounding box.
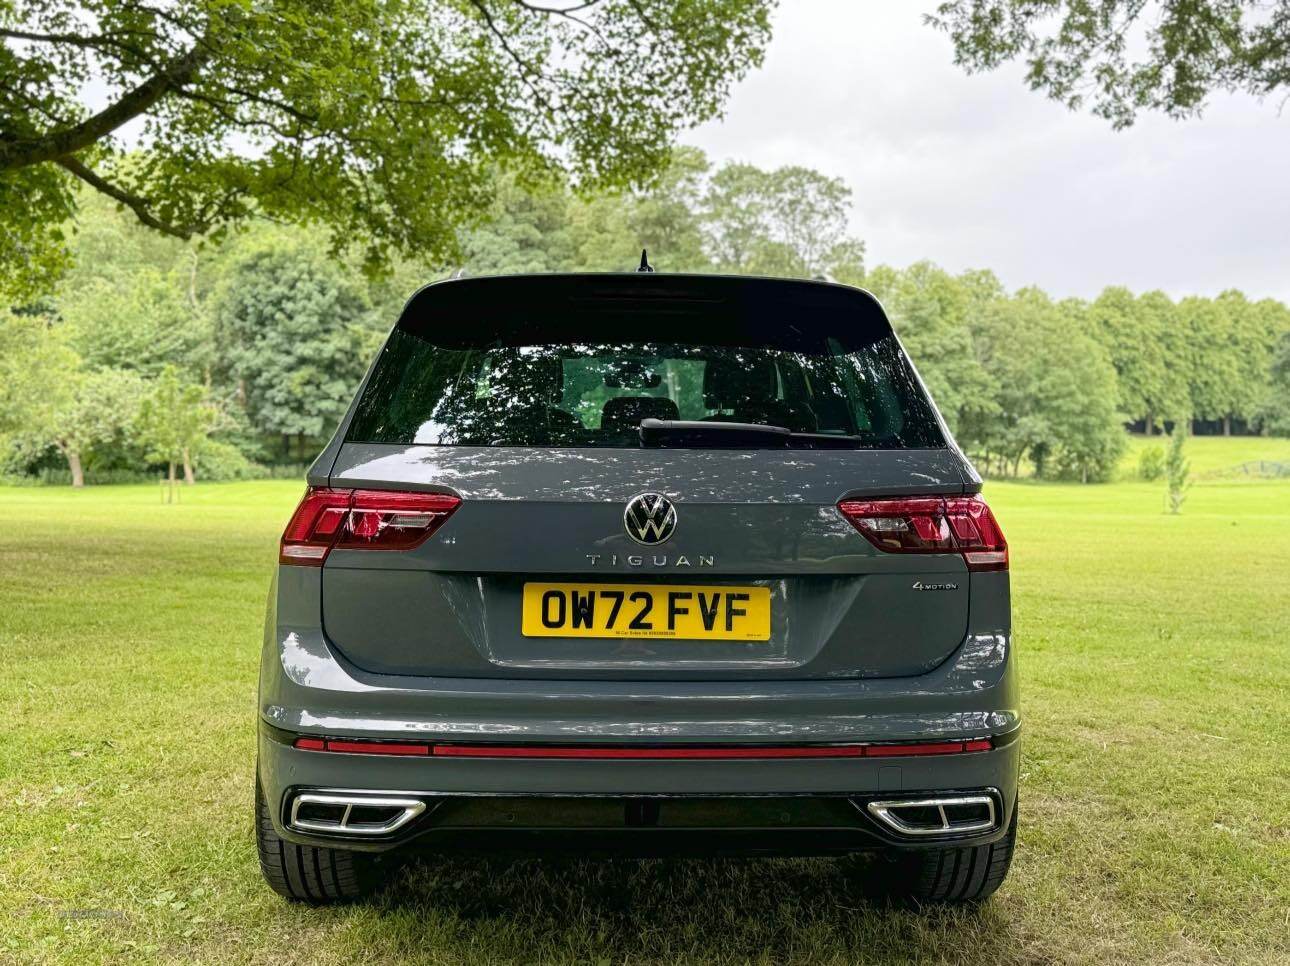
[1,148,1287,485]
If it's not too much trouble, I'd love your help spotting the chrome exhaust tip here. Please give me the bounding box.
[865,794,997,837]
[288,793,427,836]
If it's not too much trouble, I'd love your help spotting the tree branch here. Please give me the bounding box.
[466,0,557,113]
[0,35,212,170]
[55,156,197,239]
[511,0,606,36]
[0,26,156,61]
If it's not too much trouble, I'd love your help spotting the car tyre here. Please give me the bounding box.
[255,781,384,903]
[877,797,1018,905]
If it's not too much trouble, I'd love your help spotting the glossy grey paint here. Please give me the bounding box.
[264,273,1017,853]
[262,566,1015,739]
[322,443,978,680]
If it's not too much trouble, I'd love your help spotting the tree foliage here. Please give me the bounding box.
[863,262,995,435]
[134,364,216,488]
[0,0,774,299]
[1089,287,1185,434]
[957,287,1127,481]
[0,311,145,485]
[702,161,864,278]
[1263,330,1290,434]
[2,147,1287,485]
[927,1,1290,128]
[213,244,375,453]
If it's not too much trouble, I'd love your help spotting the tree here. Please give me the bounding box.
[0,311,143,485]
[458,148,866,279]
[614,146,713,273]
[462,172,575,276]
[0,0,774,299]
[50,189,214,379]
[54,368,147,486]
[927,1,1290,128]
[1089,287,1184,434]
[862,262,995,435]
[568,146,712,272]
[135,365,217,493]
[963,287,1125,481]
[1166,422,1191,514]
[0,310,72,439]
[213,245,374,457]
[702,162,865,278]
[58,267,212,380]
[1262,330,1290,435]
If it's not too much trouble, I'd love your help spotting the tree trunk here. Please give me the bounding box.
[1222,415,1231,436]
[67,450,85,488]
[167,460,176,504]
[1145,413,1155,436]
[182,446,195,485]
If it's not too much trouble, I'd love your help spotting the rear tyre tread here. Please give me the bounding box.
[255,782,383,903]
[882,798,1017,905]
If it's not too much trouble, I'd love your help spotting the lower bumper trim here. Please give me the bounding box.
[277,786,1008,853]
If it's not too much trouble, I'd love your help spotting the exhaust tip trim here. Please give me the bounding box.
[288,793,427,836]
[866,795,997,837]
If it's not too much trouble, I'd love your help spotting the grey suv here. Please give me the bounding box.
[256,273,1018,904]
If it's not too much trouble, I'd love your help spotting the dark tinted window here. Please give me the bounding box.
[347,328,945,450]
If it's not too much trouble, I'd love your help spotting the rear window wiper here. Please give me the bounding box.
[638,419,869,449]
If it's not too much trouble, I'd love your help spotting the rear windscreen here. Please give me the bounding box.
[347,323,945,450]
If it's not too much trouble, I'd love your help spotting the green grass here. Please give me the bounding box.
[2,469,1288,964]
[1121,433,1290,478]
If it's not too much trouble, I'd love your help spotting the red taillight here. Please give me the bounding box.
[838,494,1007,572]
[279,487,461,566]
[279,489,351,565]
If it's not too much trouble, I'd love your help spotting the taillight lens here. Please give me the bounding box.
[280,487,460,566]
[838,495,1007,572]
[279,489,351,565]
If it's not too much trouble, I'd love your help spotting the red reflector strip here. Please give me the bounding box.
[865,741,968,757]
[292,737,994,759]
[293,737,430,756]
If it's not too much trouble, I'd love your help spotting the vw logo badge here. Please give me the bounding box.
[623,493,677,546]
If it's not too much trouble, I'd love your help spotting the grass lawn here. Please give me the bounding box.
[2,469,1287,964]
[1121,433,1290,479]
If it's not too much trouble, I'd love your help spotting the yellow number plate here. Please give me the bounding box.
[522,583,771,641]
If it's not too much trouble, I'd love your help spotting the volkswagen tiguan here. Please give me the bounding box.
[256,272,1018,904]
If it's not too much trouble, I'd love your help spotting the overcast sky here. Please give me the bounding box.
[687,0,1290,302]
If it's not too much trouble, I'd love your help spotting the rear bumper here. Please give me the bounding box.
[260,568,1018,854]
[259,562,1016,856]
[259,727,1018,853]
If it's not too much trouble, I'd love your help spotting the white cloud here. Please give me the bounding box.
[688,0,1290,301]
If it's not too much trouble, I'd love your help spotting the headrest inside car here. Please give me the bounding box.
[600,396,680,435]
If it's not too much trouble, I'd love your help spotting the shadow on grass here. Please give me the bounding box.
[333,853,1020,962]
